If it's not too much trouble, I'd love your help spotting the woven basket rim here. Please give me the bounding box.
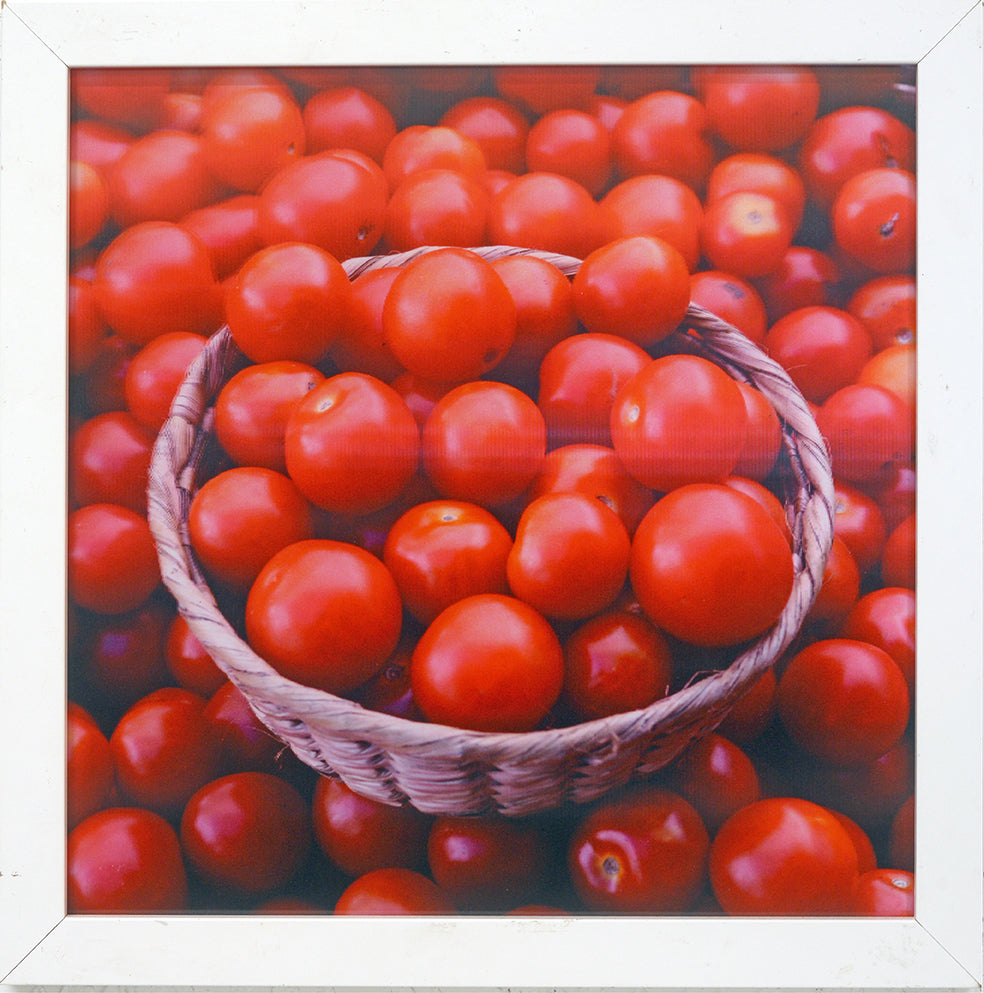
[146,244,836,815]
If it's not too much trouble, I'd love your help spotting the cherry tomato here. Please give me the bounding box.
[70,119,134,176]
[69,161,109,250]
[610,354,748,493]
[382,125,487,190]
[303,86,397,162]
[422,381,546,509]
[352,638,422,721]
[857,343,916,419]
[709,797,859,914]
[428,815,552,911]
[732,383,784,481]
[69,275,110,377]
[492,65,600,116]
[572,235,691,348]
[804,535,861,634]
[333,868,456,915]
[284,373,420,515]
[257,150,387,260]
[67,702,115,830]
[93,221,223,345]
[710,151,806,225]
[188,467,315,591]
[631,484,794,648]
[245,539,403,694]
[610,90,713,190]
[831,481,888,577]
[225,242,354,365]
[69,503,160,615]
[699,191,796,279]
[181,772,311,897]
[123,330,208,431]
[328,266,404,382]
[508,492,631,621]
[754,247,844,325]
[688,270,768,345]
[889,794,915,871]
[778,639,909,766]
[179,194,263,281]
[72,67,173,130]
[601,174,704,271]
[829,810,878,875]
[158,90,203,133]
[846,274,916,350]
[383,168,490,252]
[382,247,516,384]
[110,687,224,819]
[438,96,530,173]
[68,807,188,913]
[853,869,915,916]
[765,305,872,405]
[410,593,564,732]
[213,360,325,473]
[69,411,155,514]
[561,610,673,721]
[569,786,709,913]
[862,459,915,534]
[201,86,306,192]
[832,168,916,273]
[841,587,915,698]
[538,332,650,449]
[525,109,612,197]
[383,500,513,626]
[699,66,820,152]
[203,680,287,775]
[881,513,916,589]
[165,614,226,698]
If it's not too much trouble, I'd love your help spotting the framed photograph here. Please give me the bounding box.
[1,1,981,989]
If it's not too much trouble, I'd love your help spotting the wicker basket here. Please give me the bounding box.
[146,245,835,818]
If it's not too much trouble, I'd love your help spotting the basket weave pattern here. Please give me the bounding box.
[147,245,835,818]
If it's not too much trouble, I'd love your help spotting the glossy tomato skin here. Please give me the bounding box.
[840,587,916,697]
[333,868,457,915]
[123,330,208,432]
[303,85,397,162]
[245,540,403,694]
[438,95,530,173]
[180,772,312,898]
[569,786,710,913]
[732,383,784,481]
[688,270,768,345]
[68,807,188,913]
[492,65,600,116]
[832,168,916,273]
[706,153,806,231]
[847,273,916,350]
[382,500,513,626]
[179,194,263,281]
[507,492,631,622]
[610,354,748,493]
[382,168,490,252]
[382,125,487,190]
[710,798,860,915]
[699,191,796,279]
[525,108,612,197]
[422,381,546,509]
[881,513,916,590]
[328,265,404,382]
[630,484,794,648]
[165,614,225,698]
[831,480,889,578]
[69,161,109,249]
[312,777,432,877]
[67,702,115,831]
[410,594,564,733]
[754,246,844,325]
[777,639,910,766]
[853,869,915,916]
[804,534,861,634]
[284,373,420,515]
[69,411,155,514]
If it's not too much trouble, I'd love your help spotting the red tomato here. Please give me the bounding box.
[188,467,315,590]
[847,274,916,350]
[486,172,608,259]
[572,236,691,348]
[601,174,704,271]
[82,334,138,415]
[538,332,650,449]
[569,786,710,913]
[257,150,387,260]
[732,383,784,481]
[180,194,263,281]
[382,248,516,384]
[438,96,530,173]
[70,119,134,176]
[68,503,160,615]
[610,354,748,493]
[709,797,859,914]
[328,266,404,381]
[492,65,600,115]
[180,772,311,897]
[832,168,916,273]
[829,810,878,875]
[334,868,456,915]
[165,614,226,698]
[428,815,552,911]
[245,539,403,694]
[284,373,420,515]
[630,484,794,647]
[157,91,202,133]
[69,161,109,249]
[110,687,224,819]
[699,66,820,152]
[303,86,397,162]
[699,191,796,278]
[804,535,861,634]
[524,443,655,537]
[67,702,115,830]
[107,130,223,228]
[832,481,888,577]
[351,638,422,720]
[93,221,223,345]
[410,594,564,732]
[862,459,915,533]
[313,777,431,877]
[561,610,673,721]
[778,639,909,766]
[68,807,188,913]
[69,411,155,514]
[857,343,916,417]
[881,513,916,589]
[203,680,286,775]
[798,105,916,209]
[225,242,354,365]
[610,90,714,190]
[201,86,306,192]
[124,330,208,431]
[390,373,452,429]
[707,153,806,232]
[765,306,872,404]
[841,587,915,698]
[68,275,110,376]
[382,125,486,190]
[525,109,612,197]
[382,500,513,626]
[508,492,631,621]
[853,869,915,916]
[688,270,768,345]
[72,67,173,130]
[754,247,844,325]
[214,360,325,472]
[384,168,490,252]
[422,381,546,509]
[889,794,915,871]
